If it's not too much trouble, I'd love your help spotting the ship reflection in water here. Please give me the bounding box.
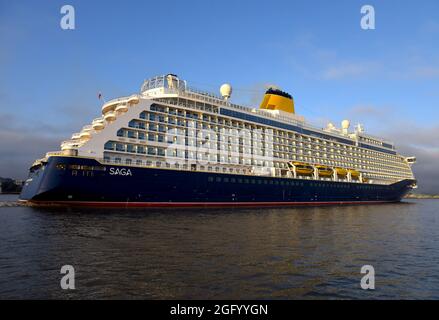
[1,197,439,299]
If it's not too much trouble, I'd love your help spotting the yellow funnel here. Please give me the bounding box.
[260,88,294,114]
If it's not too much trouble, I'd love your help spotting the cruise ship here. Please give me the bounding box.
[19,74,417,207]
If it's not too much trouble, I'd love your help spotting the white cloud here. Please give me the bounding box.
[419,19,439,34]
[0,112,71,179]
[361,115,439,194]
[348,105,393,120]
[412,66,439,78]
[282,32,439,81]
[321,63,377,80]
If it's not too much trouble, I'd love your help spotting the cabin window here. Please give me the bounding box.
[116,143,125,152]
[127,145,135,153]
[104,142,114,150]
[127,131,136,139]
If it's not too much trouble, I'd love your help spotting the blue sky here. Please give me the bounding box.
[1,0,438,192]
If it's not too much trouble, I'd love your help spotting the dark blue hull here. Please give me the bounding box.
[19,156,416,207]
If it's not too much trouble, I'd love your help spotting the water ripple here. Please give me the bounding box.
[0,196,439,299]
[0,201,25,208]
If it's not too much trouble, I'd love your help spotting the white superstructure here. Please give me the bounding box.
[46,74,416,186]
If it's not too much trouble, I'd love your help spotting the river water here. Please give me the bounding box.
[1,194,438,299]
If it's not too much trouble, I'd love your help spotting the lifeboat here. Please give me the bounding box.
[115,104,128,113]
[335,167,348,178]
[292,162,314,176]
[316,165,333,177]
[348,169,361,180]
[92,118,105,130]
[104,111,116,122]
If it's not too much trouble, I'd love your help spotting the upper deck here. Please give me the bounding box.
[139,75,396,154]
[38,74,415,187]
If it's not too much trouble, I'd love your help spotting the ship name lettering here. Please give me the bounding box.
[109,168,132,176]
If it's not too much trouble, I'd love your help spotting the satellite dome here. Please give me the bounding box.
[341,120,350,129]
[220,83,232,100]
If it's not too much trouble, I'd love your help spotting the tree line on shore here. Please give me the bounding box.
[0,177,23,194]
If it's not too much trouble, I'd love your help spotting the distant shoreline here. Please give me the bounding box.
[405,194,439,199]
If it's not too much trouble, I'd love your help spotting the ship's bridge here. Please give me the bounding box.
[140,74,306,125]
[141,74,187,97]
[141,74,226,103]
